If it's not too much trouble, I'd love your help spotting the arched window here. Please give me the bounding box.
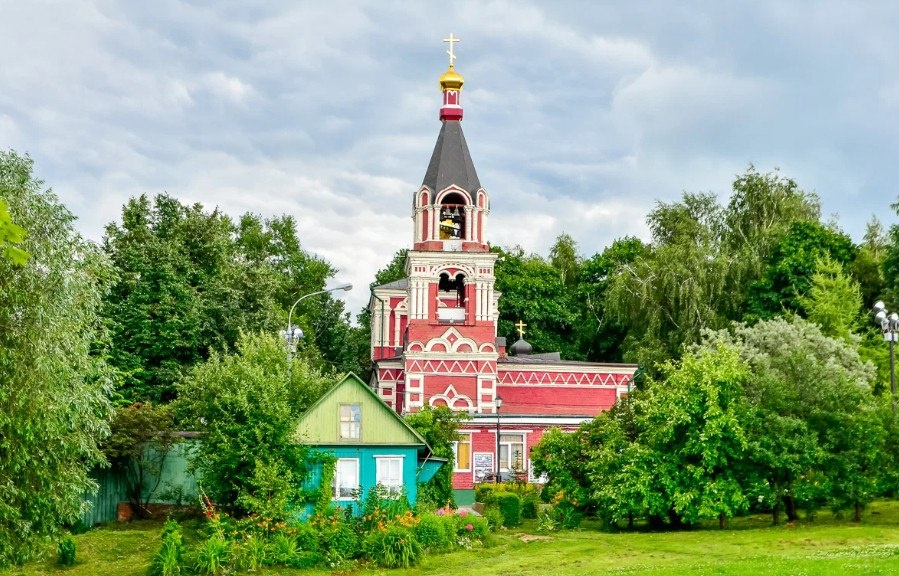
[439,192,467,240]
[439,272,466,307]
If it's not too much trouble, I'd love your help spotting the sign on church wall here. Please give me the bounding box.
[473,452,494,483]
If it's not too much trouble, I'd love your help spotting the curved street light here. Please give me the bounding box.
[281,283,353,362]
[873,300,899,412]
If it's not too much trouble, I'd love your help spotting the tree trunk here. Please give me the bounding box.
[783,495,798,522]
[772,502,781,526]
[854,501,863,523]
[628,512,634,530]
[719,512,727,529]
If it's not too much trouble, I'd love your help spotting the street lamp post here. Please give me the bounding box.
[873,301,899,412]
[495,396,503,483]
[280,283,353,362]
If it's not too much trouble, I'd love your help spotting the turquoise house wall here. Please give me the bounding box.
[303,445,421,518]
[81,440,200,526]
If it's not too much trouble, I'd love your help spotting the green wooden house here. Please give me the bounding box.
[295,373,444,516]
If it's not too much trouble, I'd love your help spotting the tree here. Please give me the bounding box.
[0,198,28,265]
[102,196,350,403]
[745,221,856,320]
[0,151,113,566]
[549,233,581,287]
[102,403,180,518]
[700,317,882,522]
[575,237,647,362]
[494,246,580,358]
[604,167,821,369]
[607,192,731,368]
[853,217,887,307]
[797,255,863,339]
[404,406,469,508]
[176,332,332,518]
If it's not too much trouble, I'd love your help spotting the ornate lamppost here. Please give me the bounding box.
[873,301,899,412]
[494,396,503,483]
[280,283,353,362]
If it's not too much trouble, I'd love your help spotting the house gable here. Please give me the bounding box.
[295,373,427,447]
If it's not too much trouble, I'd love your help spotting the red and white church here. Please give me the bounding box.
[369,39,638,499]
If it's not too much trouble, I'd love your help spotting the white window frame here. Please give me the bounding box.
[339,404,361,440]
[453,432,472,472]
[375,456,404,497]
[498,433,526,473]
[333,458,359,501]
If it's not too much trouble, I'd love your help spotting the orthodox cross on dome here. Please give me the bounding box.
[515,320,527,339]
[443,33,460,66]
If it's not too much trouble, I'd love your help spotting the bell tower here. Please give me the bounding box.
[371,35,501,416]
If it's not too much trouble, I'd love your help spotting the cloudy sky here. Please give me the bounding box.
[2,1,898,314]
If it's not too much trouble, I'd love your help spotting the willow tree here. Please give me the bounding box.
[0,151,113,566]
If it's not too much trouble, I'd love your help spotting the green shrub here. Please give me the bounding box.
[294,521,319,552]
[267,532,298,566]
[495,492,522,527]
[414,514,450,551]
[149,520,185,576]
[475,483,498,505]
[459,516,489,539]
[521,494,539,519]
[483,507,504,532]
[364,525,422,568]
[193,535,230,575]
[555,501,583,529]
[536,508,559,532]
[318,523,360,563]
[232,534,266,572]
[56,536,76,566]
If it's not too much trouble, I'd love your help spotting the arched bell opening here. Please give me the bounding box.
[439,192,468,240]
[438,272,466,308]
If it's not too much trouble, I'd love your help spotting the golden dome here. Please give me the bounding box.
[439,65,464,91]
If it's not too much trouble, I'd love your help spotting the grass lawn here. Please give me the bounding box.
[5,502,899,575]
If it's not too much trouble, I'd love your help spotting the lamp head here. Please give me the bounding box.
[337,283,353,292]
[496,397,503,410]
[876,310,887,322]
[874,301,886,314]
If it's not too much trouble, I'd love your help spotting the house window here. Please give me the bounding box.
[499,433,525,472]
[375,456,404,496]
[333,458,359,500]
[339,404,361,439]
[454,433,472,471]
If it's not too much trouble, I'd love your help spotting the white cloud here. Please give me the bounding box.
[2,0,899,317]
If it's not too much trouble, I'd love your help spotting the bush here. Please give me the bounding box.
[232,534,266,572]
[318,523,360,563]
[149,520,185,576]
[364,525,422,568]
[56,536,76,567]
[483,507,504,532]
[193,535,230,575]
[458,516,489,539]
[294,521,319,552]
[495,492,522,527]
[555,501,584,529]
[267,532,298,567]
[521,494,539,519]
[414,514,451,551]
[536,508,559,532]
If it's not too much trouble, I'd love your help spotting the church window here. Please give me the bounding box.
[454,433,472,471]
[439,192,467,240]
[499,433,525,472]
[339,404,361,439]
